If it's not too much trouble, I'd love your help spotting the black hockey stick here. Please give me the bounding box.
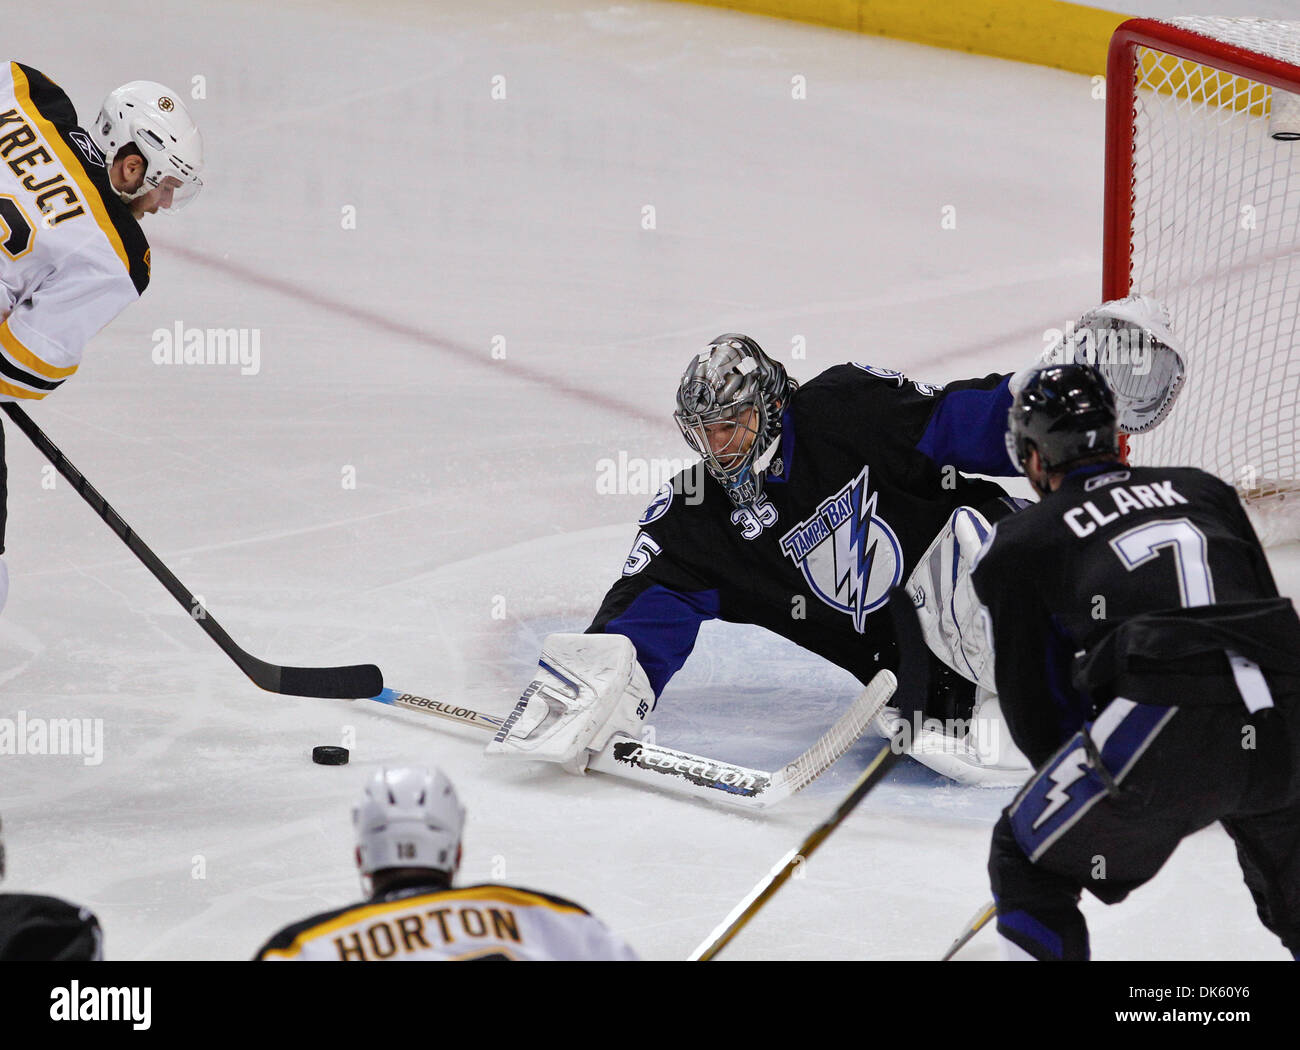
[1,403,382,699]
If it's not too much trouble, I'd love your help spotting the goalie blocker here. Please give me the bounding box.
[485,634,653,774]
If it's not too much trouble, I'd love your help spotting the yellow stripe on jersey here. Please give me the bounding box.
[9,64,131,277]
[261,886,588,960]
[0,320,78,380]
[0,376,49,400]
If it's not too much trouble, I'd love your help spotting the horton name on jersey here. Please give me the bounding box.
[779,465,902,632]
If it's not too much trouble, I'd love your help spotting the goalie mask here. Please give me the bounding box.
[674,334,796,509]
[1007,363,1119,476]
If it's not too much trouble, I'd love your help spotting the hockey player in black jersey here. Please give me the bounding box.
[486,300,1185,785]
[971,364,1300,960]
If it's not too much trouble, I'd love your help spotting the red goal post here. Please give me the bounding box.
[1102,18,1300,543]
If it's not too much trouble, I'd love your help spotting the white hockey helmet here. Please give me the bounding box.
[91,80,204,213]
[353,767,465,880]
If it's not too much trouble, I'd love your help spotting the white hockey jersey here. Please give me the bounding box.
[254,883,639,962]
[0,62,150,402]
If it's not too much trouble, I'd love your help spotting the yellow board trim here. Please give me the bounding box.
[672,0,1129,76]
[0,320,78,380]
[261,886,587,960]
[1137,48,1272,119]
[9,64,131,276]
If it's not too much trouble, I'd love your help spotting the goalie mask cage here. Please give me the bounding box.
[1104,18,1300,544]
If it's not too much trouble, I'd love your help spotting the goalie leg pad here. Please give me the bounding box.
[484,633,652,775]
[906,689,1031,787]
[907,507,997,693]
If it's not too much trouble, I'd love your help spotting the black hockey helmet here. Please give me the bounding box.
[674,334,796,509]
[1007,363,1119,475]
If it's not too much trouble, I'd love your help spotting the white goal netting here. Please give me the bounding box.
[1113,18,1300,543]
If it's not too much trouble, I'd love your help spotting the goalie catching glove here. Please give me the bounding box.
[484,633,653,774]
[1012,294,1185,435]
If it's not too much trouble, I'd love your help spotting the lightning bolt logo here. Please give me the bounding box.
[779,465,902,633]
[1032,747,1090,829]
[837,473,880,633]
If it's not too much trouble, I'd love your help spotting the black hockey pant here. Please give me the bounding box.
[988,693,1300,960]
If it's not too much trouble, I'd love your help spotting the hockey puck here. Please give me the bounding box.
[312,745,350,766]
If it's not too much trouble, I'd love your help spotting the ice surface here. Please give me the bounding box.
[2,0,1293,960]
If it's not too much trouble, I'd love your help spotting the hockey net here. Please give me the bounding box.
[1104,18,1300,545]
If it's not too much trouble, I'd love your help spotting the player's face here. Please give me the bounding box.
[129,177,180,218]
[702,406,759,468]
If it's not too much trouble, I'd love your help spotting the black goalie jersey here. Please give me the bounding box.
[589,363,1021,700]
[971,462,1293,766]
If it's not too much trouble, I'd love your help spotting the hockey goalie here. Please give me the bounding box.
[487,296,1185,787]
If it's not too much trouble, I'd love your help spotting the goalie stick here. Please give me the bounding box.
[368,669,895,810]
[1,404,382,700]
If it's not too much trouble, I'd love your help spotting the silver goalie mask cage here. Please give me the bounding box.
[674,334,795,509]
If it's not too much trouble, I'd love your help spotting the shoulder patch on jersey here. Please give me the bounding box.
[852,363,905,385]
[851,362,941,396]
[639,482,674,525]
[1084,469,1131,491]
[67,128,105,168]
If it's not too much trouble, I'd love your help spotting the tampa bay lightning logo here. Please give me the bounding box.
[778,465,903,633]
[639,483,674,525]
[852,363,942,396]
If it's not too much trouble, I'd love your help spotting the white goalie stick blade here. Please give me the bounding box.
[367,670,896,810]
[587,669,897,809]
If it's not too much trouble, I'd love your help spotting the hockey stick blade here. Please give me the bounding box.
[2,403,382,700]
[367,671,894,810]
[588,668,896,808]
[264,660,382,700]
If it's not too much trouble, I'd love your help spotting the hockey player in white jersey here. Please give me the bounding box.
[0,62,203,614]
[254,767,639,961]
